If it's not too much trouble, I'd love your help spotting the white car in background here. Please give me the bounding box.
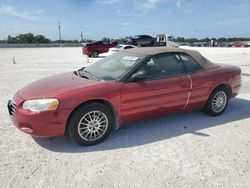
[109,44,137,53]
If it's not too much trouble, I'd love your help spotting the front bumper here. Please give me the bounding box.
[8,94,72,137]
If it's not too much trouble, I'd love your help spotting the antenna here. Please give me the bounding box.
[58,21,62,46]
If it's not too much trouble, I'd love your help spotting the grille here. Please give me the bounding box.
[7,100,17,116]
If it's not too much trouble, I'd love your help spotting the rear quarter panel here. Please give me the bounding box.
[187,64,241,110]
[212,64,241,98]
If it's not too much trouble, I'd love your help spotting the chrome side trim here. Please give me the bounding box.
[183,74,192,109]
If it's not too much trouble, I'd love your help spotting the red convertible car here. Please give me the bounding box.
[8,47,241,146]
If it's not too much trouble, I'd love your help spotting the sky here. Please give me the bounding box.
[0,0,250,40]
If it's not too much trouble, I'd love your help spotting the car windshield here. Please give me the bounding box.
[115,45,123,48]
[78,52,145,81]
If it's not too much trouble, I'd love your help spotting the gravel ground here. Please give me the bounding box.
[0,47,250,188]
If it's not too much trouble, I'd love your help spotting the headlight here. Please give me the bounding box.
[23,99,59,112]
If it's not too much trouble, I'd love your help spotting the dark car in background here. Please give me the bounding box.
[126,35,155,47]
[217,42,232,47]
[82,40,118,57]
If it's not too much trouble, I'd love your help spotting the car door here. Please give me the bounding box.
[143,35,152,46]
[120,53,191,123]
[140,35,150,46]
[178,53,214,110]
[94,41,102,52]
[136,36,145,46]
[101,41,110,53]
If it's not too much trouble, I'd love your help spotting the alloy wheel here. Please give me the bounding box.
[78,111,108,141]
[211,91,227,113]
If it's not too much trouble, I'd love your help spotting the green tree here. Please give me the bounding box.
[116,38,125,44]
[175,37,185,43]
[203,38,210,42]
[102,37,110,41]
[17,33,34,43]
[218,38,226,42]
[34,35,51,43]
[7,35,17,43]
[85,39,93,43]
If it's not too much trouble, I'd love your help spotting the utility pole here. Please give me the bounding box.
[58,21,61,47]
[80,32,83,43]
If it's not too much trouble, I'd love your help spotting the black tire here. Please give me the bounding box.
[92,51,99,58]
[68,103,114,146]
[203,86,230,116]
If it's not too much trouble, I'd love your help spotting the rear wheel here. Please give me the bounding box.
[68,103,114,146]
[203,86,229,116]
[92,51,99,58]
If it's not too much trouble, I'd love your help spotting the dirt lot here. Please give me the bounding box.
[0,47,250,188]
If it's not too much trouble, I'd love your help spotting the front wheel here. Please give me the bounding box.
[203,86,229,116]
[68,103,114,146]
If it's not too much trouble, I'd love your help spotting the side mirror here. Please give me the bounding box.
[127,70,148,82]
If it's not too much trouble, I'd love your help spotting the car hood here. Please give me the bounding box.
[18,72,105,99]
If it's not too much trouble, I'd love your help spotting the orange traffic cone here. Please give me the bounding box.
[12,58,17,64]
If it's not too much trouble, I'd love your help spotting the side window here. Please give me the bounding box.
[102,41,110,45]
[156,54,185,76]
[95,41,102,45]
[144,35,151,39]
[138,54,185,79]
[124,46,134,49]
[179,54,203,72]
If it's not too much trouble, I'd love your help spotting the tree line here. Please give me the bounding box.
[0,33,249,44]
[0,33,92,44]
[6,33,51,43]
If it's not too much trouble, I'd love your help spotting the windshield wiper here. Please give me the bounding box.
[74,68,90,79]
[82,70,99,81]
